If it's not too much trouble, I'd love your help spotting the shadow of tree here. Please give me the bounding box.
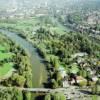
[79,90,92,95]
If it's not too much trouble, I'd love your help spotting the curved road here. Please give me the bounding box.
[0,29,48,88]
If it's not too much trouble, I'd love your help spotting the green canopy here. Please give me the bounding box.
[70,64,79,74]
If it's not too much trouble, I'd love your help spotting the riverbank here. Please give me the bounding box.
[0,32,33,100]
[0,29,48,88]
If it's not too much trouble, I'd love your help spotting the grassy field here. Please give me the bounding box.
[0,52,14,60]
[0,62,14,76]
[0,45,6,51]
[0,38,14,78]
[0,17,39,34]
[0,16,70,37]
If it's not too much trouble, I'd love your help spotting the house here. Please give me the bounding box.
[86,68,96,75]
[76,76,87,83]
[57,66,69,87]
[92,76,98,82]
[58,66,67,78]
[71,52,88,59]
[77,57,85,64]
[87,15,97,25]
[62,77,69,87]
[70,76,87,84]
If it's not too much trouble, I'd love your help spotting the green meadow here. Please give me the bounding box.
[0,62,14,76]
[0,39,14,77]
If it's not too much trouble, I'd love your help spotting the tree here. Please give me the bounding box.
[53,93,60,100]
[79,69,87,78]
[55,71,62,82]
[44,94,51,100]
[24,71,32,88]
[86,71,91,86]
[59,93,66,100]
[92,84,98,95]
[13,88,23,100]
[53,58,59,69]
[92,79,100,95]
[52,93,66,100]
[92,95,97,100]
[24,92,31,100]
[16,75,26,87]
[51,79,58,89]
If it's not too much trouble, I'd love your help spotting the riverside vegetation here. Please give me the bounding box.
[0,16,100,99]
[0,33,32,100]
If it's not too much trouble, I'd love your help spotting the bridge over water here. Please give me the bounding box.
[0,86,67,94]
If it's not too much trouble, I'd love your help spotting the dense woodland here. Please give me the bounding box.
[33,26,100,87]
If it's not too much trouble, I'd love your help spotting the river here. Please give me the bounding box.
[0,29,48,88]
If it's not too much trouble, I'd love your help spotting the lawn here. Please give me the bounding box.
[0,52,14,60]
[0,62,14,76]
[0,45,6,51]
[0,16,70,36]
[0,39,15,78]
[50,27,66,34]
[0,17,39,34]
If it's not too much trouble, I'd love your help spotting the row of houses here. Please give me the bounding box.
[57,53,99,87]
